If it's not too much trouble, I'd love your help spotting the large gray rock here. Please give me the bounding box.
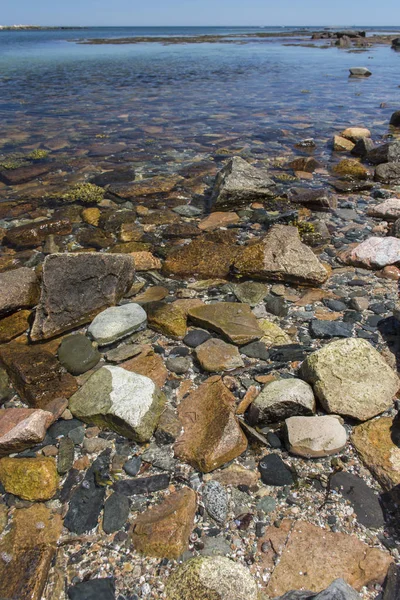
[31,253,135,340]
[234,225,329,285]
[367,142,400,165]
[0,268,39,317]
[274,578,360,600]
[285,415,347,458]
[87,303,147,345]
[300,338,399,421]
[374,162,400,184]
[252,378,316,424]
[211,156,276,210]
[68,365,166,442]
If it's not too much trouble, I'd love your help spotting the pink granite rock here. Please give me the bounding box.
[348,237,400,268]
[0,408,54,457]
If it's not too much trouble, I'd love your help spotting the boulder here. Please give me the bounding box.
[375,162,400,184]
[0,267,40,317]
[87,303,146,345]
[300,338,399,421]
[367,141,400,165]
[195,338,244,372]
[31,253,135,341]
[252,378,316,423]
[211,156,276,210]
[234,225,328,285]
[68,365,166,442]
[351,137,375,158]
[347,236,400,269]
[188,302,263,345]
[0,457,58,501]
[165,556,259,600]
[332,159,368,180]
[131,487,197,558]
[174,376,247,472]
[285,415,347,457]
[0,408,54,457]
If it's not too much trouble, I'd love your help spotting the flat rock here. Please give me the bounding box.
[240,340,270,360]
[162,237,238,280]
[259,453,295,486]
[331,471,384,528]
[253,378,316,424]
[367,142,400,165]
[285,415,347,457]
[188,302,263,345]
[147,301,187,339]
[351,417,400,491]
[265,520,391,595]
[131,487,197,559]
[368,198,400,220]
[5,218,72,249]
[289,187,334,211]
[174,376,247,473]
[165,556,259,600]
[68,578,115,600]
[131,250,161,271]
[333,135,356,151]
[69,365,166,442]
[120,346,168,388]
[347,236,400,269]
[108,174,181,199]
[0,407,53,457]
[234,225,328,285]
[113,473,170,496]
[309,319,353,338]
[300,338,399,421]
[349,67,372,77]
[0,309,31,343]
[341,127,371,141]
[58,333,101,375]
[195,338,244,372]
[87,303,146,345]
[134,285,169,304]
[0,267,39,317]
[211,156,276,210]
[199,212,240,231]
[0,457,58,500]
[31,253,135,340]
[230,281,268,306]
[103,492,130,534]
[259,319,292,347]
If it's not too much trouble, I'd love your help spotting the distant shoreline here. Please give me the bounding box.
[0,25,84,31]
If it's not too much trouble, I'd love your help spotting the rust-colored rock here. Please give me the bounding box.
[4,218,72,249]
[162,237,238,280]
[147,301,188,339]
[198,212,240,231]
[131,487,197,558]
[121,345,168,388]
[109,175,182,200]
[195,338,244,372]
[174,376,248,472]
[131,251,162,271]
[188,302,263,345]
[0,309,31,343]
[0,267,40,317]
[0,407,54,457]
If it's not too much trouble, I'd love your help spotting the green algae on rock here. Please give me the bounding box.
[59,182,105,204]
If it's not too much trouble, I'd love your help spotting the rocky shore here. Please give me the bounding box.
[0,110,400,600]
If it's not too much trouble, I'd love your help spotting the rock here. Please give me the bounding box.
[68,578,116,600]
[58,333,101,375]
[163,237,238,280]
[105,344,142,363]
[173,204,203,217]
[265,520,392,596]
[108,174,181,200]
[259,453,295,486]
[57,436,75,474]
[174,377,247,473]
[147,301,187,338]
[368,198,400,219]
[309,319,353,338]
[203,481,228,523]
[69,366,166,442]
[0,343,78,409]
[288,187,334,211]
[257,496,277,514]
[288,157,321,173]
[0,504,62,600]
[252,378,316,424]
[349,67,372,77]
[300,338,399,421]
[183,329,212,348]
[120,346,168,388]
[341,127,371,142]
[285,415,347,458]
[0,367,11,403]
[230,281,268,306]
[0,457,58,500]
[211,156,276,210]
[199,212,240,231]
[0,309,31,343]
[123,456,142,476]
[113,473,170,496]
[333,136,355,152]
[87,303,146,345]
[240,341,269,361]
[0,407,53,456]
[166,355,191,374]
[165,556,259,600]
[133,285,169,304]
[390,111,400,127]
[374,162,400,184]
[331,471,384,528]
[210,464,259,488]
[332,159,368,180]
[351,417,400,491]
[131,487,197,558]
[367,142,400,165]
[195,338,244,372]
[141,443,176,471]
[64,450,110,534]
[5,218,72,249]
[131,251,161,271]
[234,225,328,285]
[103,492,130,533]
[351,137,375,158]
[31,253,135,341]
[347,236,400,269]
[383,564,400,600]
[259,320,291,347]
[0,161,58,185]
[0,267,39,317]
[188,302,263,345]
[155,408,182,444]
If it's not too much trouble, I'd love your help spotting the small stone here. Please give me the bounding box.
[331,471,384,528]
[188,302,263,345]
[166,355,191,374]
[113,473,170,496]
[123,456,142,477]
[257,496,277,514]
[333,135,355,152]
[253,378,315,424]
[103,492,130,534]
[134,285,169,304]
[203,481,228,523]
[240,341,270,361]
[58,333,101,375]
[210,464,259,488]
[83,437,112,454]
[347,236,400,269]
[0,457,58,501]
[155,408,182,444]
[349,67,372,77]
[332,159,368,180]
[198,212,240,231]
[259,320,291,347]
[310,319,353,338]
[87,303,146,346]
[230,281,268,306]
[0,309,31,343]
[259,454,295,486]
[57,436,75,474]
[183,329,212,348]
[120,345,168,388]
[141,444,176,471]
[67,578,115,600]
[285,415,347,457]
[196,338,244,372]
[105,343,142,363]
[131,251,161,271]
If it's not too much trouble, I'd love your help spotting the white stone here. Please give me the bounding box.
[87,303,147,345]
[285,415,347,458]
[368,199,400,220]
[349,236,400,268]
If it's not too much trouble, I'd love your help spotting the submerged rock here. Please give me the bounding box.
[0,267,40,317]
[162,236,238,279]
[349,67,372,77]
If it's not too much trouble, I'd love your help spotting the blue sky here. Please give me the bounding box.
[2,0,400,27]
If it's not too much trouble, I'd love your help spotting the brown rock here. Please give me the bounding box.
[30,252,135,340]
[174,377,248,472]
[162,237,238,279]
[0,343,78,408]
[108,175,182,200]
[4,218,72,249]
[333,135,356,151]
[198,212,240,231]
[0,309,31,343]
[209,464,259,488]
[265,520,392,596]
[121,345,168,388]
[0,407,53,457]
[0,267,40,317]
[163,222,201,238]
[351,417,400,491]
[0,457,58,500]
[234,225,329,286]
[155,407,182,443]
[147,302,187,339]
[288,157,321,173]
[341,127,371,142]
[188,302,263,345]
[0,162,59,185]
[134,286,169,304]
[81,207,101,226]
[131,251,162,271]
[195,338,244,372]
[131,487,197,558]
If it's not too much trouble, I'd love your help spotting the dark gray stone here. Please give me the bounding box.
[58,333,101,375]
[309,320,353,339]
[166,356,192,374]
[123,456,142,477]
[274,578,360,600]
[289,188,333,211]
[48,418,85,439]
[351,138,375,158]
[103,492,130,534]
[331,471,384,529]
[390,111,400,127]
[183,329,212,348]
[259,454,295,486]
[375,162,400,184]
[240,341,270,361]
[113,474,170,496]
[383,564,400,600]
[57,437,75,475]
[68,578,115,600]
[367,142,400,165]
[265,295,289,317]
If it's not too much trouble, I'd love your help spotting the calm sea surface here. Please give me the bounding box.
[0,26,400,170]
